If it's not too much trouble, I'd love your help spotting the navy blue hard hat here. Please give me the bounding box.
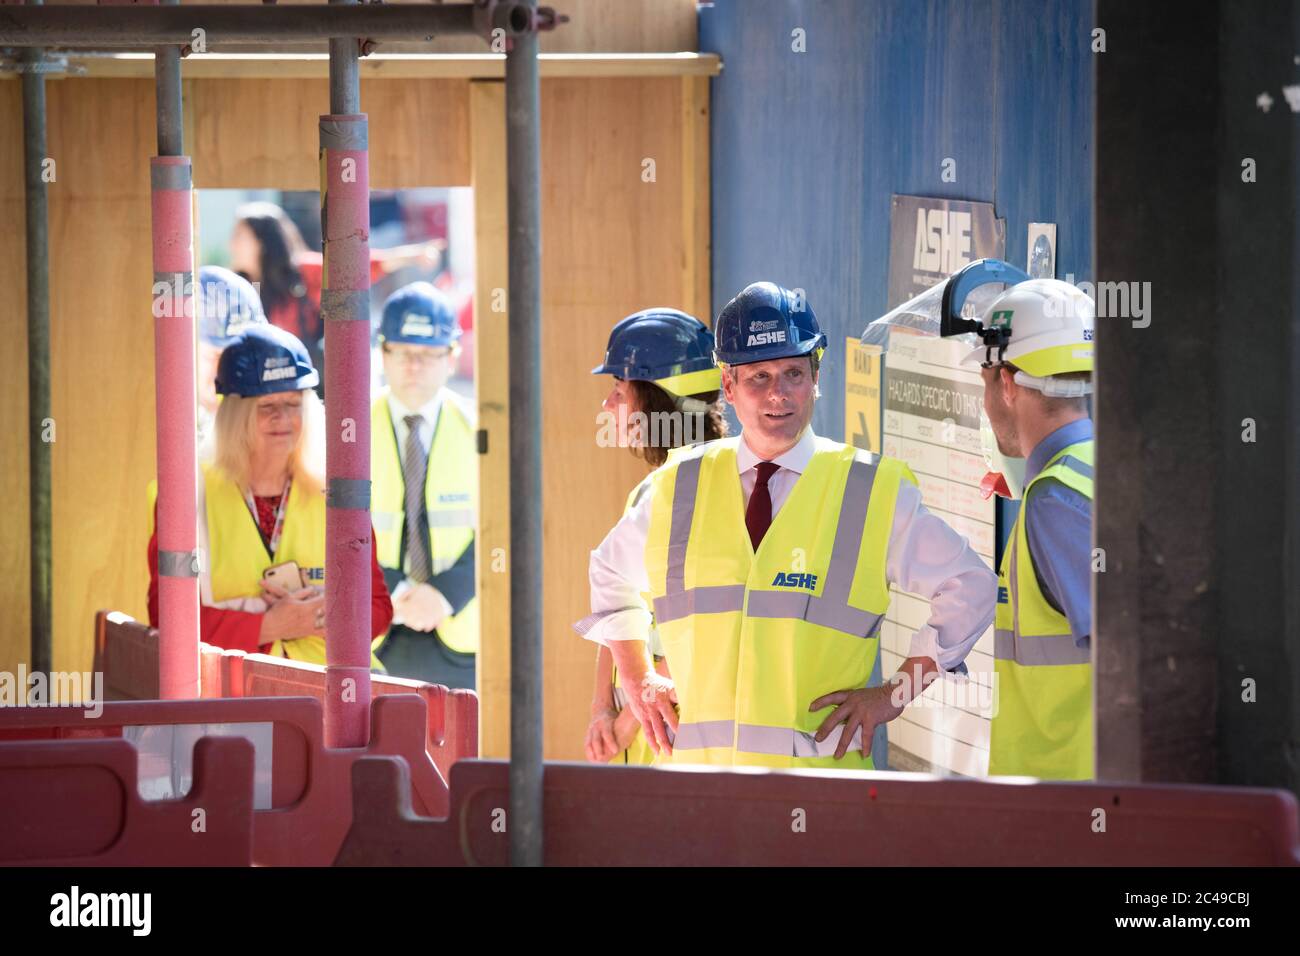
[713,282,826,367]
[196,266,267,348]
[592,308,721,397]
[215,324,319,397]
[378,282,461,348]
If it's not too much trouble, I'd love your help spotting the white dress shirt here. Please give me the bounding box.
[586,427,996,673]
[385,389,451,623]
[386,390,444,456]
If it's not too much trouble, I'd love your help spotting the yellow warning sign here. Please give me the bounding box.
[844,337,882,454]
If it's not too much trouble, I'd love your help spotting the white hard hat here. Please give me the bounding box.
[960,278,1095,384]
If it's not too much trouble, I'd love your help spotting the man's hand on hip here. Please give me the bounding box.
[808,686,902,761]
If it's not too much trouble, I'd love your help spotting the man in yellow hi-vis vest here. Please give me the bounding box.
[371,282,478,689]
[587,282,996,768]
[958,276,1096,779]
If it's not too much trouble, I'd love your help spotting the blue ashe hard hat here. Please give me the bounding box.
[197,266,267,348]
[713,282,826,367]
[379,282,462,348]
[591,308,721,397]
[215,324,320,397]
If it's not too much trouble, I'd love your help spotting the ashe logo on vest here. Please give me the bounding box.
[438,493,471,504]
[302,566,325,583]
[998,585,1009,604]
[772,571,818,590]
[262,354,296,382]
[746,318,786,348]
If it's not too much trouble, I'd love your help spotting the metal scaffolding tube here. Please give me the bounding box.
[21,2,51,677]
[505,0,543,868]
[150,0,200,700]
[0,3,503,47]
[153,4,182,158]
[321,0,373,749]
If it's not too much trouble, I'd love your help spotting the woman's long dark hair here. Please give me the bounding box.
[626,379,729,468]
[235,202,308,316]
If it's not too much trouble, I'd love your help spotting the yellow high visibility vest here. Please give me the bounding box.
[643,436,913,769]
[988,439,1094,779]
[155,466,383,666]
[370,390,479,655]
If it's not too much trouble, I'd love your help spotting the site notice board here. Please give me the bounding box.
[854,194,1005,775]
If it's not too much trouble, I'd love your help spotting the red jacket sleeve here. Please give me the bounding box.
[371,531,394,638]
[148,509,269,655]
[294,252,381,308]
[149,509,394,650]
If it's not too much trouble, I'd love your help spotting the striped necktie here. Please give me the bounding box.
[403,414,433,583]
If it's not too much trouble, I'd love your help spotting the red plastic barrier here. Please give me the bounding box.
[336,758,1300,867]
[240,652,478,779]
[0,695,443,866]
[95,611,479,777]
[0,735,253,866]
[198,643,225,699]
[94,611,160,701]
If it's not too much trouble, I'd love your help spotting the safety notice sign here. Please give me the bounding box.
[843,338,883,454]
[880,329,997,777]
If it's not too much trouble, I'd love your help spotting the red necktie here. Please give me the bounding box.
[746,461,780,550]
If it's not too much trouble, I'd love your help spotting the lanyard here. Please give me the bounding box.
[244,478,291,557]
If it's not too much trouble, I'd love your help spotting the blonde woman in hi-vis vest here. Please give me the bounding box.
[148,324,393,663]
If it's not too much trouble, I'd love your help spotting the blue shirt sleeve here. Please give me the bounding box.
[1023,480,1092,645]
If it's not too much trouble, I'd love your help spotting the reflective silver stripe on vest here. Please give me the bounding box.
[1005,481,1091,667]
[427,509,474,528]
[996,628,1089,666]
[745,590,884,639]
[654,584,746,623]
[673,719,735,750]
[736,722,863,759]
[654,453,883,635]
[655,456,748,623]
[1056,455,1093,480]
[744,457,883,638]
[664,456,701,594]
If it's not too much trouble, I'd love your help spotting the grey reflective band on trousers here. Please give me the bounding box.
[653,453,885,640]
[427,509,475,529]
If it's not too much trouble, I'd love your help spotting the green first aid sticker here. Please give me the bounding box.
[990,309,1014,329]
